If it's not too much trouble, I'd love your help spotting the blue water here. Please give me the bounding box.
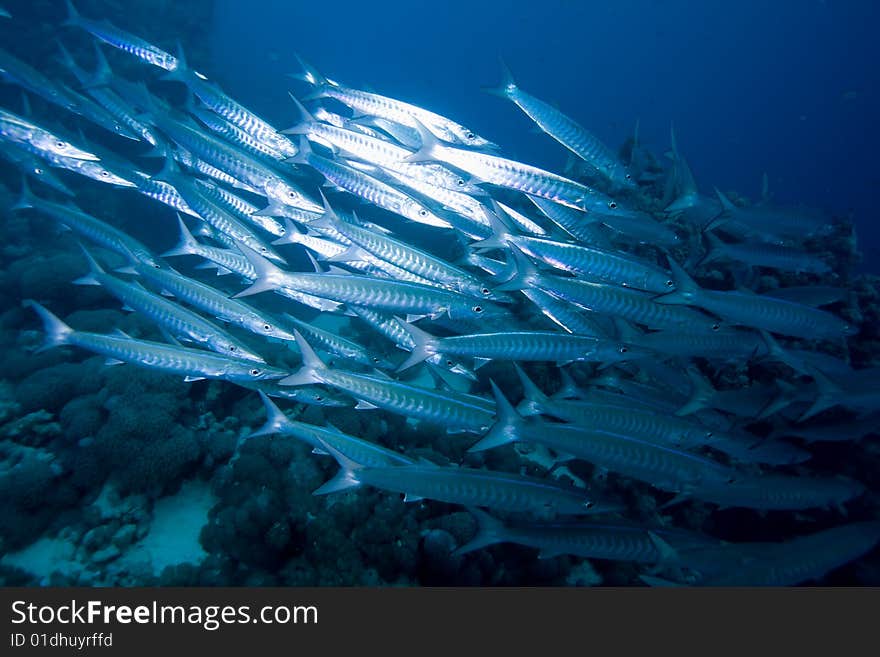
[213,0,880,269]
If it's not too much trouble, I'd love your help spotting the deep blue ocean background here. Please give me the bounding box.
[212,0,880,271]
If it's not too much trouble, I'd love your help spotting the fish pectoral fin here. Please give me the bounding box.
[354,399,378,410]
[104,358,125,366]
[403,493,424,503]
[184,375,207,382]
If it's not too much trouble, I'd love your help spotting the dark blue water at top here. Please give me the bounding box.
[211,0,880,271]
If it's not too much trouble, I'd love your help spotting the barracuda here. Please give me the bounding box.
[63,0,179,72]
[26,301,287,384]
[147,112,321,213]
[0,107,98,161]
[75,248,265,363]
[0,46,82,114]
[313,437,608,516]
[196,179,286,238]
[290,139,452,229]
[315,200,495,300]
[656,258,855,340]
[294,55,494,148]
[486,63,636,192]
[155,159,287,264]
[405,119,592,211]
[455,509,719,562]
[0,140,74,196]
[473,382,741,496]
[132,262,297,343]
[285,96,476,193]
[12,182,159,267]
[164,49,298,159]
[474,213,674,293]
[394,321,649,372]
[281,331,495,433]
[235,244,499,322]
[251,392,413,466]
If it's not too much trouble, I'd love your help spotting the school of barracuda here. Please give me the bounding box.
[1,1,878,585]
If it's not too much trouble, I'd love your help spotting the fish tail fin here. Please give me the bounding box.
[282,135,311,166]
[72,244,106,286]
[278,329,327,388]
[402,118,441,163]
[310,436,363,495]
[698,230,725,267]
[249,391,295,438]
[554,367,581,400]
[481,57,517,98]
[453,508,507,556]
[469,379,522,452]
[677,367,715,416]
[24,300,74,351]
[280,93,315,135]
[512,363,549,416]
[291,54,333,99]
[492,242,538,292]
[83,42,114,88]
[159,42,190,83]
[11,177,37,212]
[394,317,438,372]
[160,214,202,258]
[470,200,514,251]
[798,367,842,422]
[231,243,285,298]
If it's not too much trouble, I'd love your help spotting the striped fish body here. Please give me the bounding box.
[303,151,451,228]
[305,368,494,433]
[518,421,737,494]
[134,264,296,342]
[690,473,865,511]
[513,235,673,293]
[81,267,264,362]
[499,81,634,191]
[538,276,720,331]
[350,464,597,515]
[66,331,284,382]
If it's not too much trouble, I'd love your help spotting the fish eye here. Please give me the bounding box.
[466,132,475,140]
[665,280,674,287]
[260,246,268,253]
[608,201,617,209]
[472,305,483,313]
[619,346,628,354]
[315,395,323,401]
[584,501,595,509]
[446,359,454,367]
[418,209,428,217]
[457,178,465,186]
[287,191,296,198]
[727,476,737,484]
[229,345,237,351]
[56,140,66,149]
[250,368,262,376]
[263,324,271,331]
[481,287,490,296]
[100,170,110,177]
[279,226,286,234]
[711,323,720,331]
[625,174,632,180]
